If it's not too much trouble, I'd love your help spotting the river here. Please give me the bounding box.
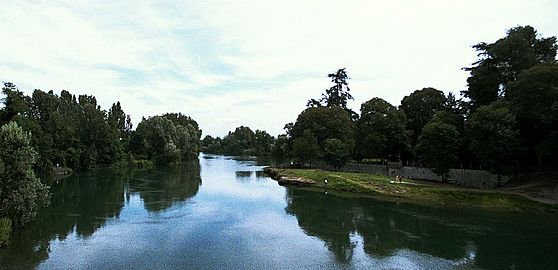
[0,154,556,269]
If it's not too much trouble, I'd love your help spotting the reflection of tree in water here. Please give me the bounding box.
[0,169,125,269]
[235,171,253,182]
[285,188,488,264]
[285,189,357,263]
[128,161,201,212]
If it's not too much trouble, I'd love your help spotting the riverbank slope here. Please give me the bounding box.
[265,168,558,213]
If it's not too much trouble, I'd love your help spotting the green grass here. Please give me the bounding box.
[271,168,557,213]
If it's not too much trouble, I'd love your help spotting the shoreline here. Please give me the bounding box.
[264,167,558,213]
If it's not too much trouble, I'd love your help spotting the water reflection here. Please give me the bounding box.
[285,188,558,269]
[127,161,201,212]
[0,169,125,269]
[0,161,201,269]
[0,155,557,269]
[235,171,253,182]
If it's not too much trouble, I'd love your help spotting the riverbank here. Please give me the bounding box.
[265,168,558,213]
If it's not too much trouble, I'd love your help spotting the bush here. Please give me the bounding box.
[0,218,12,247]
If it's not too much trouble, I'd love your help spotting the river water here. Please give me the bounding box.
[0,154,556,269]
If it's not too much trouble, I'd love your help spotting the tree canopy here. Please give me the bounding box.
[416,120,459,181]
[201,126,275,156]
[355,98,409,162]
[463,25,557,109]
[400,87,447,145]
[131,115,201,164]
[0,122,50,228]
[307,68,357,120]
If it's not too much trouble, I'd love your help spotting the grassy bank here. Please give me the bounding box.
[266,168,558,213]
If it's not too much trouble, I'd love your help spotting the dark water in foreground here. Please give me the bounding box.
[1,154,557,269]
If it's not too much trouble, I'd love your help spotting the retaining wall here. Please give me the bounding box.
[332,163,509,189]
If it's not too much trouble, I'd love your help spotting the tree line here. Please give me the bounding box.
[201,126,275,156]
[277,25,557,180]
[0,85,202,244]
[0,85,202,171]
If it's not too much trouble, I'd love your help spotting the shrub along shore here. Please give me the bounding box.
[265,168,558,213]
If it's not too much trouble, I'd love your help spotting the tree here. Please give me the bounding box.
[0,122,50,228]
[356,98,409,162]
[291,106,354,152]
[1,83,133,172]
[468,101,520,177]
[462,25,557,109]
[416,120,459,181]
[108,101,133,152]
[323,138,350,170]
[507,64,558,167]
[133,115,201,164]
[254,129,274,155]
[222,126,256,155]
[202,135,223,154]
[271,134,290,159]
[78,94,120,169]
[400,87,447,145]
[291,130,320,166]
[307,68,357,120]
[0,82,29,125]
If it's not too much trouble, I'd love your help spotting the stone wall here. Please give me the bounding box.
[333,163,509,189]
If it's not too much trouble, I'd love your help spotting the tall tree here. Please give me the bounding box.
[0,122,50,228]
[400,87,447,145]
[462,25,557,108]
[222,126,256,156]
[271,134,290,159]
[0,82,29,125]
[132,114,201,164]
[291,130,320,166]
[507,64,558,167]
[416,120,459,182]
[356,98,409,162]
[291,106,354,152]
[468,101,520,176]
[254,130,274,155]
[307,68,357,119]
[323,138,350,170]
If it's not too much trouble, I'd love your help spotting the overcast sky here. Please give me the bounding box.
[1,1,557,137]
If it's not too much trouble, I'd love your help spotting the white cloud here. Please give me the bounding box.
[1,0,557,136]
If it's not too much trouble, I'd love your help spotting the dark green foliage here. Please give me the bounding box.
[132,115,201,164]
[0,122,50,228]
[291,130,320,166]
[463,25,557,109]
[271,134,290,159]
[108,101,133,154]
[400,87,447,145]
[323,138,350,170]
[77,95,121,169]
[416,120,459,181]
[0,82,28,125]
[201,127,276,156]
[307,68,357,120]
[223,126,256,155]
[0,217,11,247]
[507,64,558,167]
[201,135,223,154]
[255,129,274,154]
[468,101,519,175]
[355,98,409,162]
[0,83,132,172]
[291,106,354,151]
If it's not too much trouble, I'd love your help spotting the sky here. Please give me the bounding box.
[1,1,557,137]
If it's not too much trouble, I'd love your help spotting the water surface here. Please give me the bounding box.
[0,154,557,269]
